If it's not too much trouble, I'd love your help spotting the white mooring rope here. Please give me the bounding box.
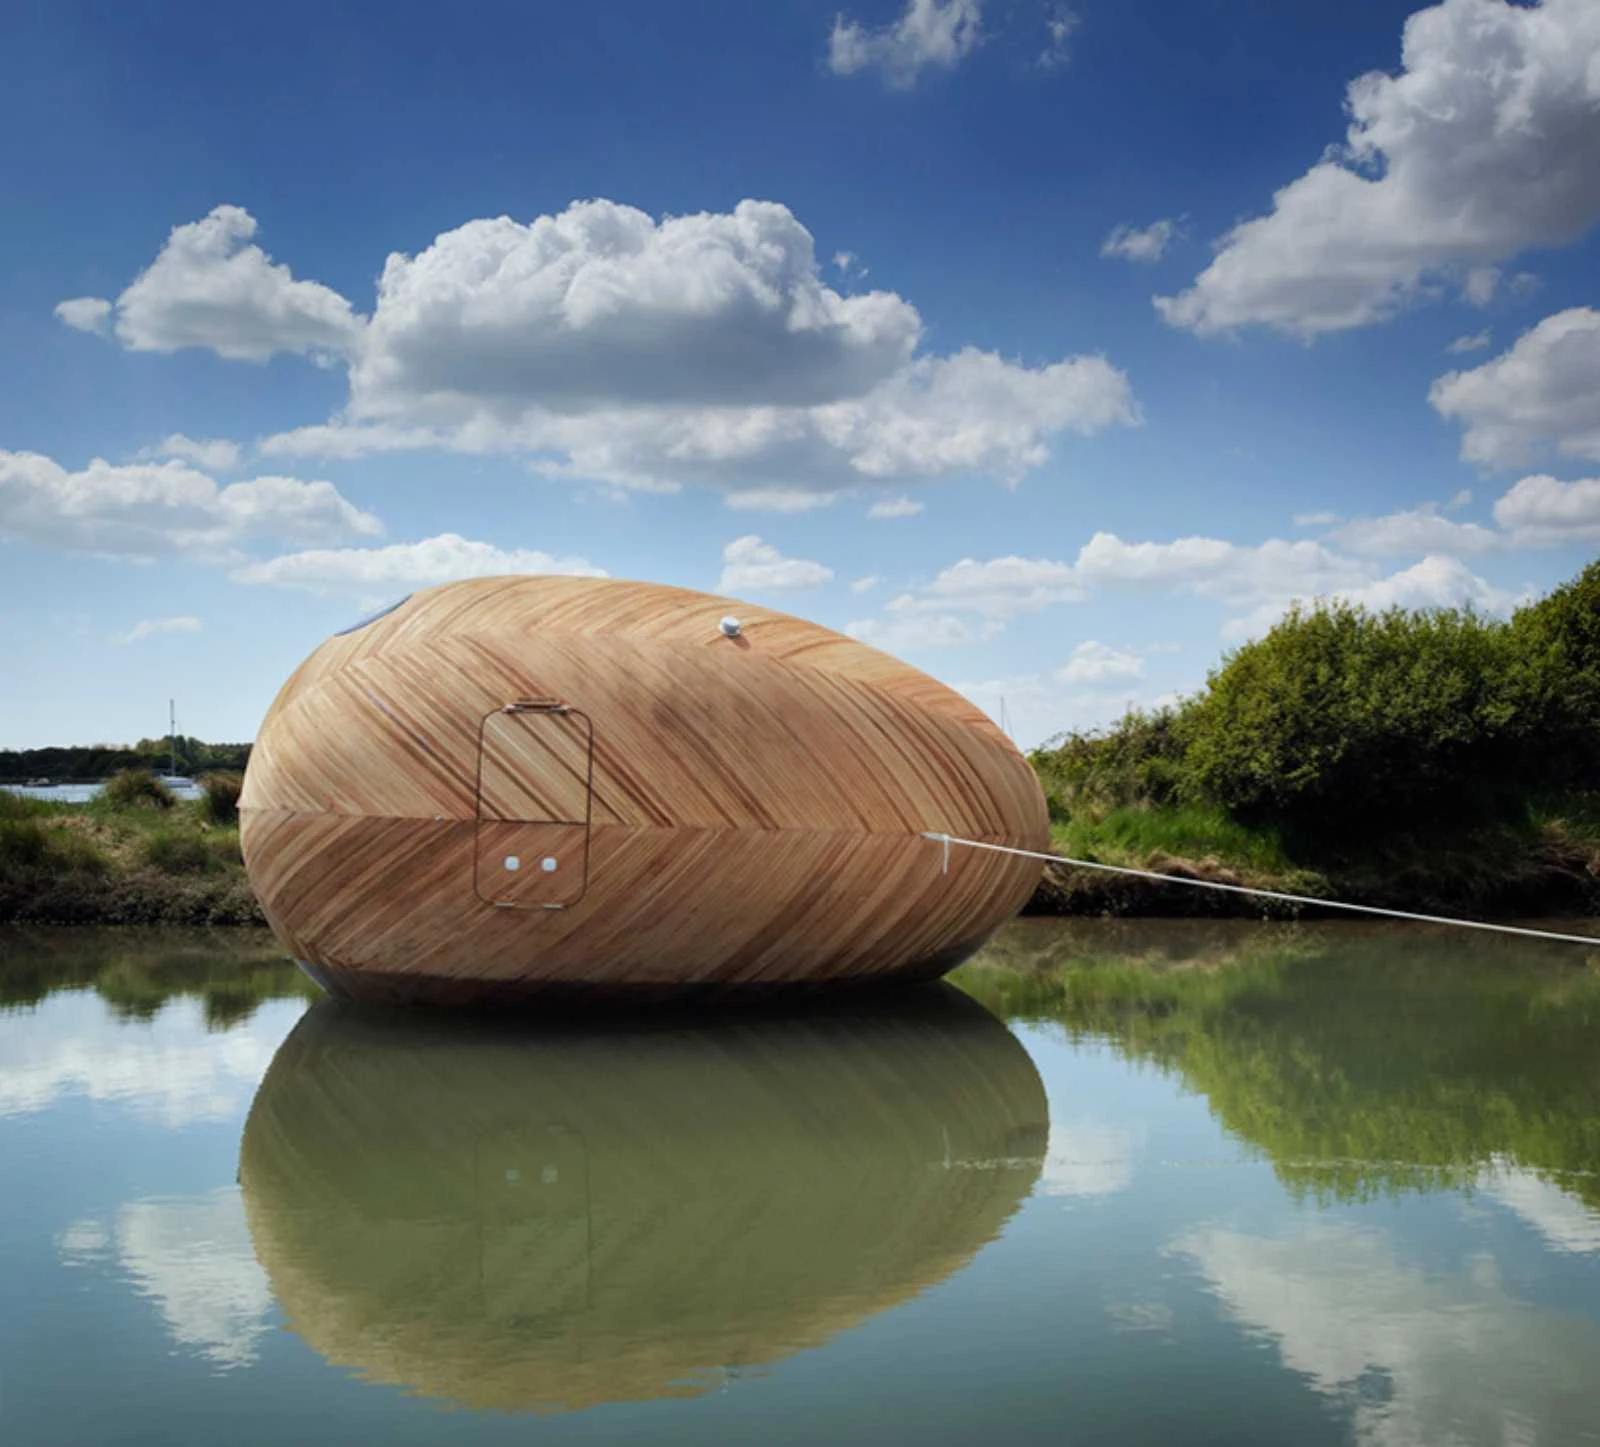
[922,832,1600,948]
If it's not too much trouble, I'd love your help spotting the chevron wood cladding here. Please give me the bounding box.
[240,575,1049,1003]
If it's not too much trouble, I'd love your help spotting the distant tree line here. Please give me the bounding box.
[1031,559,1600,846]
[0,736,252,783]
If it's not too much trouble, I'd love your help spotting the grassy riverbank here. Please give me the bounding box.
[1024,796,1600,919]
[1026,559,1600,920]
[0,775,263,925]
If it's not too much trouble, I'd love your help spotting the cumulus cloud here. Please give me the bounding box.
[126,197,1135,498]
[59,205,364,362]
[850,574,882,593]
[1101,219,1180,264]
[1329,503,1500,557]
[868,494,923,519]
[847,609,1001,652]
[856,529,1516,647]
[115,616,202,645]
[1057,640,1145,684]
[1491,473,1600,545]
[351,199,920,416]
[0,448,381,561]
[894,555,1084,618]
[718,535,833,593]
[956,668,1169,748]
[1293,510,1341,527]
[1430,307,1600,467]
[723,487,836,513]
[54,296,112,334]
[1158,0,1600,337]
[232,532,604,594]
[146,433,242,472]
[828,0,983,88]
[1446,329,1492,354]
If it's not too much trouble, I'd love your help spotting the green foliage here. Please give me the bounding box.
[1030,707,1187,816]
[1181,602,1520,836]
[0,818,108,875]
[140,827,233,875]
[1506,559,1600,790]
[1052,804,1293,874]
[1029,560,1600,849]
[198,772,243,825]
[103,768,176,811]
[0,737,252,784]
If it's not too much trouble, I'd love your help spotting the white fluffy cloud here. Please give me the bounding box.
[1158,0,1600,336]
[828,0,983,87]
[1430,307,1600,467]
[1330,504,1500,557]
[956,667,1171,748]
[351,199,920,416]
[718,535,833,593]
[54,296,112,334]
[852,528,1517,648]
[723,487,836,513]
[115,616,202,645]
[900,554,1085,618]
[1101,219,1180,264]
[243,197,1134,496]
[868,494,924,519]
[1446,329,1492,354]
[1058,640,1145,684]
[847,610,1000,652]
[60,205,364,362]
[147,433,242,472]
[1491,474,1600,545]
[232,532,604,594]
[0,449,381,561]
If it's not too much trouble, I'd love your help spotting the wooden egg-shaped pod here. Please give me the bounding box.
[238,989,1048,1413]
[240,575,1048,1004]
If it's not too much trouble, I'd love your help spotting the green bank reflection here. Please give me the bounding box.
[0,926,313,1025]
[956,918,1600,1206]
[239,987,1046,1413]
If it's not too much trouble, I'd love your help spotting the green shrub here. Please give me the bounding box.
[0,819,50,868]
[0,818,108,875]
[1178,602,1521,838]
[104,769,176,811]
[1506,560,1600,791]
[1031,707,1188,817]
[197,772,243,826]
[140,829,216,875]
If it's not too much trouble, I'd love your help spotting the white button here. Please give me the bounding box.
[504,855,520,871]
[541,856,558,873]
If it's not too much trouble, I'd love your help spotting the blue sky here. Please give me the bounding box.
[2,0,1597,749]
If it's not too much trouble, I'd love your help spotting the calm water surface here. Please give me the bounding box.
[3,919,1599,1446]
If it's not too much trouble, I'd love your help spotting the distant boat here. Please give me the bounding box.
[24,777,51,788]
[161,699,194,788]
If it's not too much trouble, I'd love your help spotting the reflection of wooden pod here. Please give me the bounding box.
[239,990,1047,1413]
[240,576,1047,1003]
